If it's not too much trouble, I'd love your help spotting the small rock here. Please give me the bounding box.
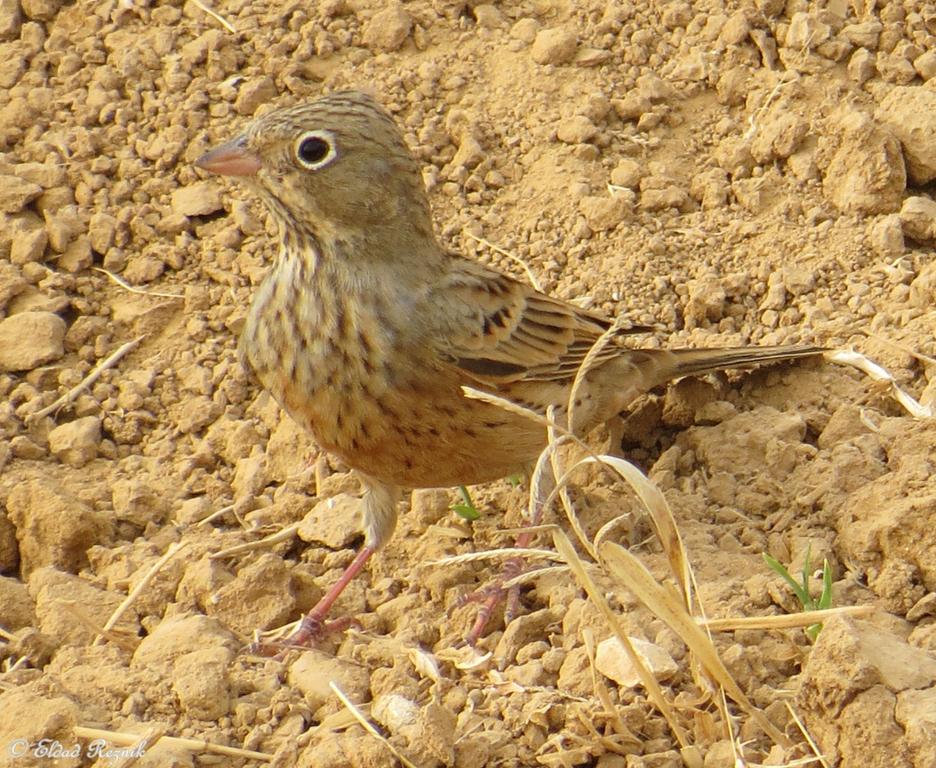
[913,50,936,81]
[636,73,673,101]
[173,647,233,720]
[57,236,92,273]
[48,416,101,467]
[847,47,876,83]
[297,493,360,549]
[750,112,808,163]
[909,264,936,309]
[899,196,936,242]
[288,649,370,710]
[21,0,64,20]
[719,10,751,45]
[530,27,577,65]
[0,575,34,629]
[509,18,539,44]
[0,261,26,311]
[611,94,652,120]
[133,613,237,670]
[821,108,905,214]
[472,4,503,29]
[611,158,642,189]
[840,21,882,49]
[556,115,597,144]
[235,75,277,116]
[208,553,296,633]
[0,174,41,212]
[877,87,936,185]
[362,4,412,52]
[0,0,22,40]
[869,215,905,257]
[0,311,66,371]
[88,212,117,253]
[10,225,46,264]
[786,12,830,49]
[579,193,632,231]
[685,276,727,327]
[596,636,679,688]
[171,180,223,217]
[7,482,113,576]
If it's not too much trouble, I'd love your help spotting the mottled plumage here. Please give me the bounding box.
[197,91,821,642]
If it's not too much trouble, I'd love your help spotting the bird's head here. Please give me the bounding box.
[196,91,435,254]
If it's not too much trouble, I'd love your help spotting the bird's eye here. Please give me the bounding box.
[294,130,337,169]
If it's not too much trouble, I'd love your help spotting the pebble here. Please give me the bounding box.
[579,193,632,231]
[288,649,370,710]
[821,109,905,214]
[48,416,101,467]
[297,493,360,549]
[10,225,46,264]
[595,636,679,688]
[7,481,112,575]
[610,158,642,189]
[869,214,906,257]
[0,311,66,372]
[847,47,876,83]
[530,27,577,65]
[510,18,539,44]
[556,115,597,144]
[877,87,936,185]
[235,75,277,116]
[0,173,41,212]
[171,180,223,217]
[0,0,21,40]
[362,5,412,52]
[900,196,936,242]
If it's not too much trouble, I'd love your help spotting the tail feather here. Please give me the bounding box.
[648,344,824,387]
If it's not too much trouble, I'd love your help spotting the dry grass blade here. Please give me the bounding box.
[464,231,542,290]
[427,546,561,567]
[552,529,701,767]
[826,349,933,418]
[558,455,692,608]
[96,542,188,645]
[599,541,791,748]
[93,267,184,299]
[329,682,419,768]
[29,335,145,422]
[187,0,236,32]
[73,725,272,762]
[209,523,299,559]
[701,605,874,632]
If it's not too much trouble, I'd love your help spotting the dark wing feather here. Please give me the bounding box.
[430,258,637,385]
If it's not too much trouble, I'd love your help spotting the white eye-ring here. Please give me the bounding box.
[294,129,338,170]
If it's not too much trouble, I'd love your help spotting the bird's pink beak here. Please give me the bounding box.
[196,139,262,176]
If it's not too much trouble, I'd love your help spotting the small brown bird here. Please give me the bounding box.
[197,91,820,644]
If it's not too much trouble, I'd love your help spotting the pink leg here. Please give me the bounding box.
[249,545,376,655]
[288,545,376,645]
[463,528,539,646]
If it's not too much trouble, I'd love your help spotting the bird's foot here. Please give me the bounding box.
[246,612,359,657]
[458,554,529,646]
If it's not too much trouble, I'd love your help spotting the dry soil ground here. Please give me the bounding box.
[1,0,936,767]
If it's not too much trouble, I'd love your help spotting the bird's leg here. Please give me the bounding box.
[463,466,556,646]
[250,476,401,654]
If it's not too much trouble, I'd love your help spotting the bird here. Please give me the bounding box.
[195,90,822,646]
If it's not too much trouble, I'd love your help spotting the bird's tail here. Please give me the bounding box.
[655,344,825,383]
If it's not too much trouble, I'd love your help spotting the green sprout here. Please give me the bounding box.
[763,545,833,642]
[452,485,480,521]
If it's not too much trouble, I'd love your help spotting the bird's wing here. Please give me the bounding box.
[429,258,635,385]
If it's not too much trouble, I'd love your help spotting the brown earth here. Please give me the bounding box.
[1,0,936,766]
